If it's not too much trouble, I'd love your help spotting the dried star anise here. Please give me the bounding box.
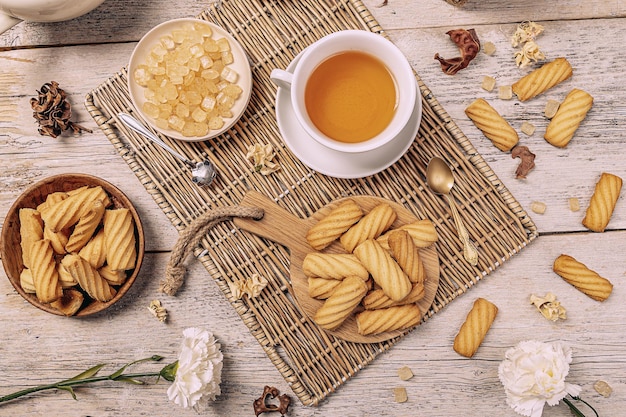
[30,81,92,138]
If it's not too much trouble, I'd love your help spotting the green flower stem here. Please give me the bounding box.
[0,372,160,404]
[0,356,173,405]
[563,396,599,417]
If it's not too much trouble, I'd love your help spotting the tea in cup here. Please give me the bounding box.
[271,30,416,153]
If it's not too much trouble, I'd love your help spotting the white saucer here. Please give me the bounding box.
[275,54,422,179]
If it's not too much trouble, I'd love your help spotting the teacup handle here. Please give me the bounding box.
[0,13,21,35]
[270,69,294,91]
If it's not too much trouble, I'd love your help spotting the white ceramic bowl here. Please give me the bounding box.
[128,18,252,142]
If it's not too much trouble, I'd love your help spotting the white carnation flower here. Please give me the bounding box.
[498,340,581,417]
[167,327,223,409]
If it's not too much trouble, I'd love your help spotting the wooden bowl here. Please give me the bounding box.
[1,174,145,317]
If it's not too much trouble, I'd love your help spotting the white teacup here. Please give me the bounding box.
[271,30,416,154]
[0,0,105,34]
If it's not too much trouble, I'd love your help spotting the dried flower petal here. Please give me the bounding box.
[530,293,567,321]
[245,273,268,298]
[434,28,480,75]
[515,40,546,67]
[228,279,247,300]
[511,22,544,47]
[246,143,280,175]
[148,299,168,322]
[229,274,268,300]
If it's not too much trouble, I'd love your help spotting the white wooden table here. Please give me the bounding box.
[1,1,624,416]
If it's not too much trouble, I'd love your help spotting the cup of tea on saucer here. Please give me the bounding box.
[270,30,416,154]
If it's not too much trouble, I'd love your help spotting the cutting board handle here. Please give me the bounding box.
[233,190,310,248]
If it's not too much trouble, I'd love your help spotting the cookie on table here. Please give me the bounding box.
[362,283,424,310]
[553,254,613,301]
[453,298,498,358]
[512,57,573,101]
[544,88,593,148]
[465,98,518,152]
[103,208,137,271]
[387,229,426,284]
[582,172,622,232]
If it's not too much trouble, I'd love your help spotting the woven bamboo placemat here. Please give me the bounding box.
[85,0,537,406]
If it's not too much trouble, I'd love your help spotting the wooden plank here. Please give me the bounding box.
[1,0,625,49]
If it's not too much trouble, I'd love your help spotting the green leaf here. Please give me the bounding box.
[68,364,106,381]
[57,386,77,400]
[110,356,165,380]
[115,377,146,385]
[159,361,178,382]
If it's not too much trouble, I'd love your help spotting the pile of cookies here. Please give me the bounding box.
[18,185,137,315]
[303,199,438,336]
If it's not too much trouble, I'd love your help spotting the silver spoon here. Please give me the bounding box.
[118,112,216,186]
[426,156,479,266]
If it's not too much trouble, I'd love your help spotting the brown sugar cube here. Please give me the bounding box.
[498,85,513,100]
[568,197,580,212]
[397,366,414,381]
[544,99,561,118]
[393,387,408,403]
[481,76,496,92]
[530,201,547,214]
[482,41,496,56]
[520,121,536,136]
